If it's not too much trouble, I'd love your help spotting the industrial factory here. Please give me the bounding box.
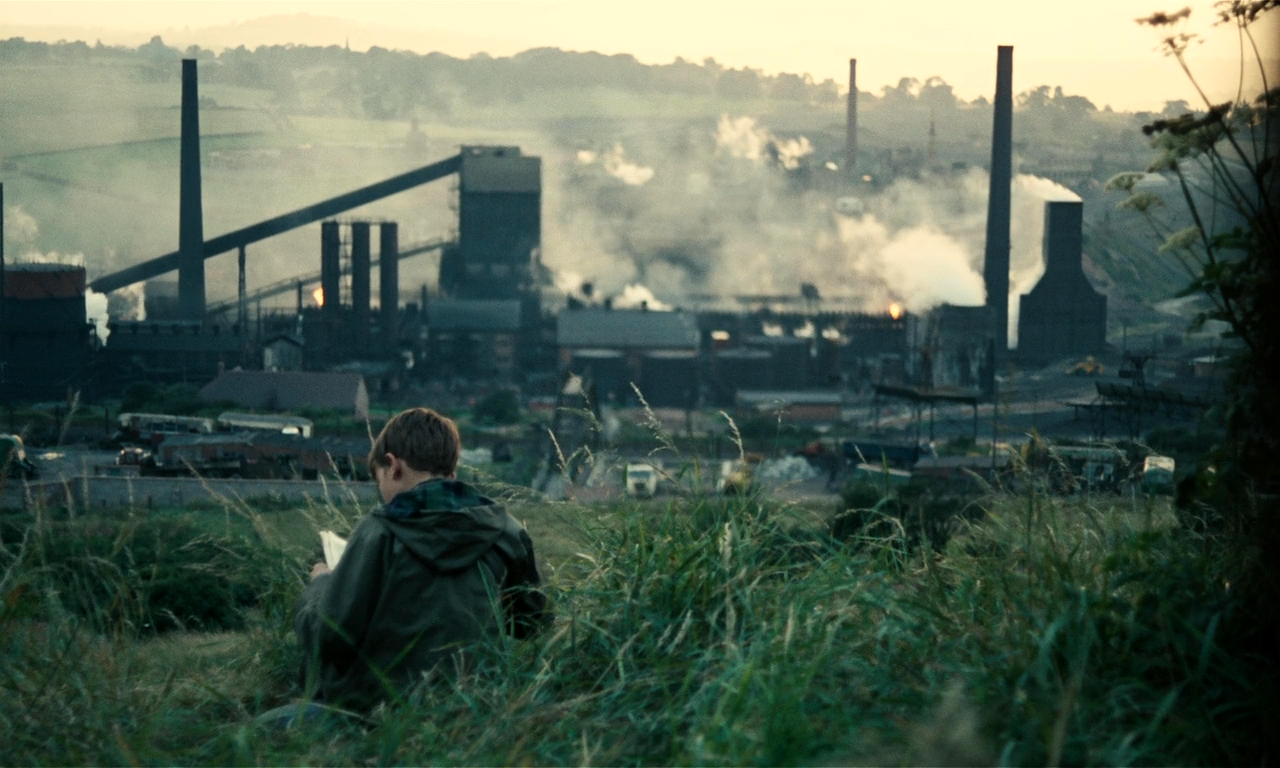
[0,47,1109,413]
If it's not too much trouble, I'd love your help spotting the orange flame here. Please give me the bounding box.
[888,302,903,320]
[312,287,325,307]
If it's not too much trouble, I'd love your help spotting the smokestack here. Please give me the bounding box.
[927,110,937,167]
[379,222,399,353]
[320,220,341,320]
[350,221,371,347]
[1043,201,1084,275]
[845,58,858,178]
[982,45,1013,377]
[178,59,206,322]
[1,182,6,327]
[1017,200,1107,362]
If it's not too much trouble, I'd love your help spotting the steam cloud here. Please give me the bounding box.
[714,115,814,170]
[578,144,655,186]
[542,115,1078,350]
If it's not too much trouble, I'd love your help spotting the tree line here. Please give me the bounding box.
[0,35,1177,124]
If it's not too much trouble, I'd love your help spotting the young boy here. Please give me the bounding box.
[293,407,549,710]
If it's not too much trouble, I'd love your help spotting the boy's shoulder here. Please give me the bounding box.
[382,478,494,519]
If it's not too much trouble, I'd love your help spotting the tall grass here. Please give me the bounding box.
[0,467,1270,765]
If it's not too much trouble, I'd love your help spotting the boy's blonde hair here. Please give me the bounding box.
[368,407,461,477]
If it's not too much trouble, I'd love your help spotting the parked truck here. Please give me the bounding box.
[625,461,660,498]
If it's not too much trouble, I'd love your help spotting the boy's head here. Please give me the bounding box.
[368,407,461,478]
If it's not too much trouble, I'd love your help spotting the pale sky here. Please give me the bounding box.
[2,0,1277,112]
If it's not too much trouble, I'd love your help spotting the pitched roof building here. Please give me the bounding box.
[200,370,369,418]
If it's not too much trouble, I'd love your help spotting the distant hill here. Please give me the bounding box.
[0,13,524,59]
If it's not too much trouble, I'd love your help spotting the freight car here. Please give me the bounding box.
[141,432,370,480]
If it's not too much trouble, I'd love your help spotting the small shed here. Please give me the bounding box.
[263,333,304,372]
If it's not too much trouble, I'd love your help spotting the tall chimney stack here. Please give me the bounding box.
[379,222,399,354]
[178,59,206,322]
[350,221,371,347]
[982,45,1013,377]
[320,220,341,320]
[845,58,858,178]
[1,182,6,327]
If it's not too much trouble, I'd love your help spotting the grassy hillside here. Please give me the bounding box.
[0,463,1271,765]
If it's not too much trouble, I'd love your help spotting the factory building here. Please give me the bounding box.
[104,319,245,385]
[0,264,96,400]
[1017,201,1108,364]
[919,305,995,389]
[2,47,1113,411]
[426,299,523,380]
[557,307,700,407]
[441,146,541,301]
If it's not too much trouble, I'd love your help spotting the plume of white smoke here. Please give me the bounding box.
[772,136,814,171]
[110,282,147,321]
[16,249,85,266]
[554,269,589,298]
[835,216,985,311]
[1017,175,1082,203]
[829,169,1083,347]
[612,284,673,311]
[84,288,110,344]
[601,144,654,186]
[542,115,1080,346]
[4,205,39,244]
[575,144,655,186]
[714,115,814,170]
[715,115,769,162]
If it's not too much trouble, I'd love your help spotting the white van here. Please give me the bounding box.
[625,462,659,497]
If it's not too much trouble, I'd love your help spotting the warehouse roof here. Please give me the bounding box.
[427,300,523,332]
[200,370,369,418]
[557,308,699,349]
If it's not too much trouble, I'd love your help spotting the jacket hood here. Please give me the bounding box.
[373,479,528,572]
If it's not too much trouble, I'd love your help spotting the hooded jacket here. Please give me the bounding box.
[294,479,548,709]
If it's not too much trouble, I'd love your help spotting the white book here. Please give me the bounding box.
[319,530,348,570]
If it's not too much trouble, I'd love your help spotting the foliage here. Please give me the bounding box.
[472,388,522,426]
[831,479,984,554]
[0,486,1273,765]
[1108,1,1280,681]
[0,510,284,634]
[119,382,206,416]
[1110,3,1280,487]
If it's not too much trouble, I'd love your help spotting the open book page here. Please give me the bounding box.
[319,530,348,570]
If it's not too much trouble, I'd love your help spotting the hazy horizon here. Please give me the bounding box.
[2,0,1278,113]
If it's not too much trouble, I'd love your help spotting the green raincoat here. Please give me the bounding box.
[294,479,548,709]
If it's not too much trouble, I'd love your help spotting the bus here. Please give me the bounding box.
[115,413,215,446]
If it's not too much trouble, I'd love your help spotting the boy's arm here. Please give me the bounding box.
[295,518,389,667]
[504,529,551,639]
